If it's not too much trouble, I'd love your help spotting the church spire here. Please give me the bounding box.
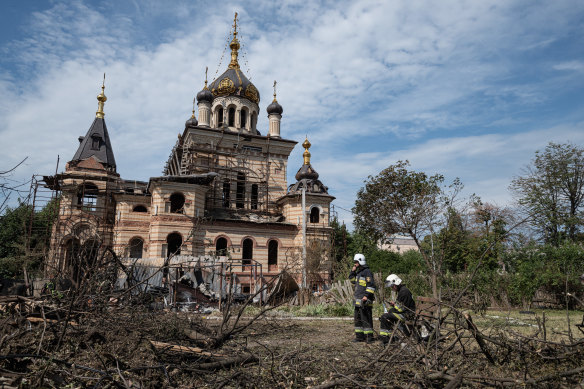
[302,138,311,165]
[96,73,107,118]
[228,13,240,70]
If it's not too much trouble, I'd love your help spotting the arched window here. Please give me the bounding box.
[217,107,224,127]
[251,184,258,210]
[251,112,257,131]
[228,107,235,127]
[216,237,228,256]
[242,238,253,266]
[64,238,80,269]
[166,233,182,258]
[240,109,247,129]
[236,172,245,209]
[310,207,320,223]
[169,193,185,213]
[77,183,99,211]
[222,180,230,208]
[129,237,143,258]
[133,205,148,213]
[268,240,278,271]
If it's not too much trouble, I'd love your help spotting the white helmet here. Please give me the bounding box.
[385,274,402,288]
[353,253,366,266]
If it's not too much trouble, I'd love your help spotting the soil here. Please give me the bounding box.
[1,300,584,388]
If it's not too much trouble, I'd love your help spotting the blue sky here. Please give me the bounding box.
[1,0,584,227]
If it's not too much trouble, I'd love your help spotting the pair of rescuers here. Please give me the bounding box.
[349,254,376,343]
[379,274,415,344]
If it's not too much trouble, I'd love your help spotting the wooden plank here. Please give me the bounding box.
[149,340,225,358]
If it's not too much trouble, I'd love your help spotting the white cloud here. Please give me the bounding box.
[1,0,584,231]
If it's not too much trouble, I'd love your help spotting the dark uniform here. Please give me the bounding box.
[349,265,376,342]
[379,284,415,343]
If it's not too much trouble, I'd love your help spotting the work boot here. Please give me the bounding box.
[366,334,375,344]
[352,334,365,342]
[378,335,389,345]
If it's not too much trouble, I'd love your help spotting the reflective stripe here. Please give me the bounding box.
[355,299,361,306]
[363,329,373,334]
[379,330,390,336]
[365,287,375,293]
[393,312,404,320]
[358,279,367,286]
[355,328,364,333]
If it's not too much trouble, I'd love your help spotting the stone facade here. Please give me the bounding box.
[44,17,335,292]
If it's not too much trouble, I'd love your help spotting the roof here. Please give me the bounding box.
[71,117,116,170]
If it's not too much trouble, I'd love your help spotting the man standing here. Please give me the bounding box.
[379,274,415,344]
[349,254,376,343]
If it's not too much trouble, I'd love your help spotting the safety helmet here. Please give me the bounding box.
[353,253,366,266]
[385,274,402,288]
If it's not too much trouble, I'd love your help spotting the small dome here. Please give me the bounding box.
[295,164,319,181]
[185,114,198,128]
[267,100,283,115]
[197,87,213,103]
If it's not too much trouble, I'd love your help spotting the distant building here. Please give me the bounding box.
[41,15,335,293]
[378,235,419,253]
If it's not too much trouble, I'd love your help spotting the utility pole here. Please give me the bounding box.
[302,187,307,289]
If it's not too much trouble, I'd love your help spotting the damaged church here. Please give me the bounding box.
[39,15,335,301]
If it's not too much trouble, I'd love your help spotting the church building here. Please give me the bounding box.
[43,15,335,295]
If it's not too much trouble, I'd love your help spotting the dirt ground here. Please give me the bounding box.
[1,300,584,388]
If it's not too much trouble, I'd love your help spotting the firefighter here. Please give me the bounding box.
[379,274,415,344]
[349,253,376,343]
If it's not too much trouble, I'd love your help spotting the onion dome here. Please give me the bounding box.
[287,138,329,195]
[295,138,319,181]
[197,87,213,103]
[197,67,214,103]
[267,80,283,115]
[185,110,198,128]
[208,14,260,104]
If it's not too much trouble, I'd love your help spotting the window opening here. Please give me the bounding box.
[251,184,258,210]
[242,238,253,266]
[310,207,320,223]
[217,107,224,127]
[170,193,185,213]
[129,237,143,258]
[236,172,245,209]
[167,233,182,258]
[77,183,98,212]
[268,240,278,271]
[222,181,231,208]
[216,237,228,256]
[91,135,101,150]
[133,205,147,212]
[240,109,247,129]
[228,107,235,126]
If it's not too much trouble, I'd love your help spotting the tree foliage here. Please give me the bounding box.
[353,160,462,297]
[511,142,584,245]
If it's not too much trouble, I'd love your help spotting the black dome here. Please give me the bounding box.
[267,100,283,115]
[209,68,260,104]
[185,115,198,128]
[197,88,213,103]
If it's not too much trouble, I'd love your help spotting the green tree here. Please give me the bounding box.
[510,142,584,245]
[353,160,461,298]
